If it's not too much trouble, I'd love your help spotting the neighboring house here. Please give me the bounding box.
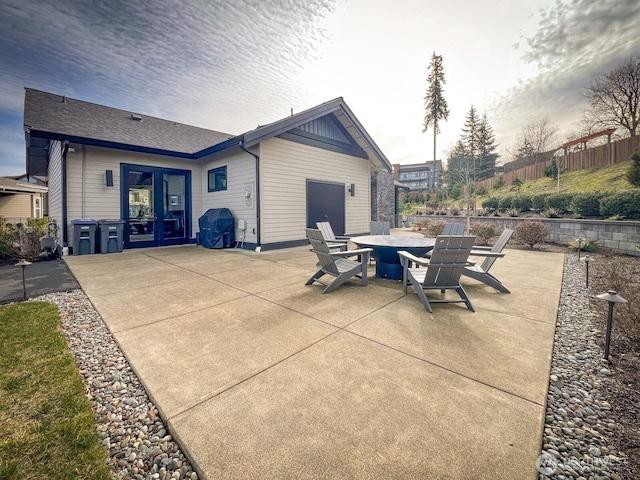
[24,88,392,251]
[0,175,48,224]
[394,161,442,191]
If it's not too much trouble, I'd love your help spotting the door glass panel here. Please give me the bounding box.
[128,171,154,243]
[163,174,186,240]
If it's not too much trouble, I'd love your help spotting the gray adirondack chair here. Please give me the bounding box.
[316,221,349,252]
[398,235,476,313]
[443,223,466,235]
[305,228,373,294]
[463,228,513,293]
[370,221,390,235]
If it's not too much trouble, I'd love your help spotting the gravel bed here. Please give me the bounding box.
[29,290,198,480]
[538,254,626,479]
[26,253,628,479]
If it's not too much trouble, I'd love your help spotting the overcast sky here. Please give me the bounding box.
[1,0,639,176]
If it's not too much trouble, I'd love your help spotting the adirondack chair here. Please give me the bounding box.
[398,235,476,313]
[305,228,373,294]
[443,223,466,235]
[463,228,513,293]
[316,221,349,252]
[370,221,390,235]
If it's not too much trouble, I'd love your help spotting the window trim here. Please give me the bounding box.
[207,166,227,192]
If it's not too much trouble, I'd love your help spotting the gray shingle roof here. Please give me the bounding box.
[24,88,233,154]
[0,176,48,193]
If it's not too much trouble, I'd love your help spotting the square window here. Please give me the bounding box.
[208,166,227,192]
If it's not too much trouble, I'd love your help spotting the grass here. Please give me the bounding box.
[0,302,111,480]
[479,160,634,202]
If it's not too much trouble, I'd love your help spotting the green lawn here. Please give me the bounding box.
[0,302,111,480]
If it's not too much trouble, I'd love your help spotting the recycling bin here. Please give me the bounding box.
[71,219,97,255]
[98,219,125,253]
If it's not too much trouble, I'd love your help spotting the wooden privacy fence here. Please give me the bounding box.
[476,135,640,190]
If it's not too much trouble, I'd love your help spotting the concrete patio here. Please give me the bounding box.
[63,239,564,479]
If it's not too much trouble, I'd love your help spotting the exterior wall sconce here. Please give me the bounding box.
[348,183,355,196]
[595,290,628,360]
[105,170,114,187]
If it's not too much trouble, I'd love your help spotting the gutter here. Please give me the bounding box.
[239,141,261,249]
[62,141,69,246]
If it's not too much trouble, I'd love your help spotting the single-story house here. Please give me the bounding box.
[0,175,48,224]
[24,88,392,252]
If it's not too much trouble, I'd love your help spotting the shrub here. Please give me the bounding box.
[481,196,499,210]
[599,189,640,219]
[541,208,562,218]
[469,222,496,245]
[531,193,548,211]
[571,192,605,217]
[544,193,573,212]
[498,194,514,211]
[0,217,20,259]
[493,175,505,189]
[426,220,446,237]
[476,208,489,216]
[476,185,488,196]
[450,207,460,216]
[510,177,523,191]
[566,238,600,253]
[506,208,520,217]
[627,151,640,187]
[515,221,548,249]
[511,194,532,212]
[544,159,558,179]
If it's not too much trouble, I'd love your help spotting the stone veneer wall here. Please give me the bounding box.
[406,215,640,257]
[371,170,396,225]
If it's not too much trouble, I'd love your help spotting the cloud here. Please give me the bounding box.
[492,0,640,152]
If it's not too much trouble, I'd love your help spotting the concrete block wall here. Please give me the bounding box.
[406,215,640,257]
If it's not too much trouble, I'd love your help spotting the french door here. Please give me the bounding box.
[121,164,191,248]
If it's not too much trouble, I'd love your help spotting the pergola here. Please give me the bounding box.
[558,128,616,155]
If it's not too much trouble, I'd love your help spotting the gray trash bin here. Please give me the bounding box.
[71,219,97,255]
[98,219,125,253]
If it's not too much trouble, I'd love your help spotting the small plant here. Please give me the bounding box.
[493,175,505,189]
[506,208,520,217]
[541,208,562,218]
[515,221,548,249]
[426,220,446,237]
[469,222,496,245]
[475,208,489,216]
[476,185,488,196]
[510,177,523,192]
[566,238,600,253]
[450,207,460,216]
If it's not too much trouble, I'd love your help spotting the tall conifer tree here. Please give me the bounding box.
[423,52,450,162]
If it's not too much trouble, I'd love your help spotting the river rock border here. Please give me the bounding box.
[538,254,626,479]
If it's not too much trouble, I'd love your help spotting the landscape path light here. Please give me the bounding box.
[580,255,593,288]
[576,236,584,260]
[595,290,628,361]
[15,259,31,300]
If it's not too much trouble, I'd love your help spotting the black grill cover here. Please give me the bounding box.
[199,208,236,249]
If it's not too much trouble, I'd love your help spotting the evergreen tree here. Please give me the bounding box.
[423,52,450,162]
[476,114,499,180]
[628,151,640,186]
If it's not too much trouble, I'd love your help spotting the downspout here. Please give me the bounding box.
[61,141,69,246]
[239,141,261,249]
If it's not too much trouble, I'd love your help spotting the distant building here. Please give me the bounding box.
[394,161,442,191]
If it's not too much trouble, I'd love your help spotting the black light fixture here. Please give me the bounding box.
[105,170,114,187]
[595,290,628,360]
[348,183,355,196]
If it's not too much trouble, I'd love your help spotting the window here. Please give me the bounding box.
[208,166,227,192]
[34,197,42,218]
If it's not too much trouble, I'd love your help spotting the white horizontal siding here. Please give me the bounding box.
[260,137,371,244]
[47,141,63,243]
[201,150,257,245]
[66,145,203,239]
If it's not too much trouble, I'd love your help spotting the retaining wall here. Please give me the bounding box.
[405,215,640,257]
